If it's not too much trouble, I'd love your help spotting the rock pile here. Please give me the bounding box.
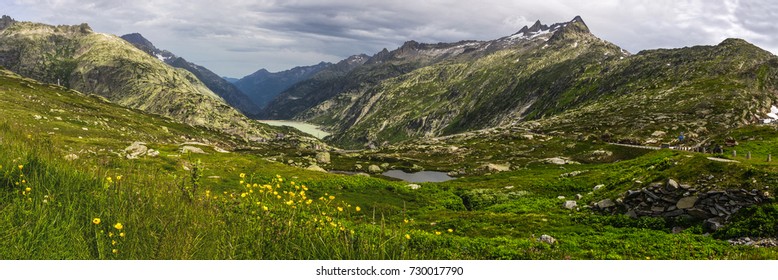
[728,237,778,248]
[595,179,771,229]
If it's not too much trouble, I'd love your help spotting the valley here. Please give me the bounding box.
[1,14,777,260]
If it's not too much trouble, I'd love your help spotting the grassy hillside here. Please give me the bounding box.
[2,67,778,259]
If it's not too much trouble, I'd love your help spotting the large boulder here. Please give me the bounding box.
[124,142,148,159]
[180,146,206,154]
[368,164,382,174]
[315,152,331,164]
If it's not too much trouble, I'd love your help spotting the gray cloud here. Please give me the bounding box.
[6,0,778,77]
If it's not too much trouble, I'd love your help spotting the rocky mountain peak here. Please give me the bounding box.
[509,16,589,41]
[121,33,157,51]
[0,15,16,30]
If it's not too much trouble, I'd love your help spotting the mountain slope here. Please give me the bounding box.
[291,17,624,147]
[234,62,331,110]
[121,33,262,116]
[0,18,269,138]
[535,38,778,145]
[265,16,778,149]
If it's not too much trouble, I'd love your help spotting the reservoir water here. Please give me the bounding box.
[381,170,454,183]
[257,120,331,139]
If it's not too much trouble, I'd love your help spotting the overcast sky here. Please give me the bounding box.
[5,0,778,78]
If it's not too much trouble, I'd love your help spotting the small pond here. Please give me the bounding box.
[381,170,454,183]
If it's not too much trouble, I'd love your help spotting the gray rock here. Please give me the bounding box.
[124,141,148,159]
[671,226,685,234]
[407,184,421,190]
[663,209,685,217]
[483,163,510,172]
[597,199,615,209]
[667,179,680,189]
[557,196,566,200]
[593,184,605,191]
[676,196,698,209]
[576,194,583,200]
[315,152,331,164]
[687,208,712,219]
[704,218,725,231]
[539,234,557,245]
[146,149,160,157]
[545,157,567,165]
[564,200,577,210]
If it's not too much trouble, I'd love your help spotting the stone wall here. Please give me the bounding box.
[594,179,771,230]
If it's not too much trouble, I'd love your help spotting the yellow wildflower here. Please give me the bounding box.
[112,249,118,254]
[276,195,282,199]
[92,218,101,225]
[116,175,122,181]
[119,232,125,238]
[240,193,247,198]
[355,206,361,212]
[112,240,117,245]
[18,165,23,170]
[337,207,343,212]
[263,206,269,211]
[109,232,114,237]
[240,180,244,185]
[405,234,411,240]
[114,223,123,230]
[306,199,313,205]
[435,231,441,235]
[448,229,454,233]
[25,187,31,192]
[286,200,294,205]
[240,173,246,178]
[329,195,335,200]
[404,219,409,224]
[106,177,112,183]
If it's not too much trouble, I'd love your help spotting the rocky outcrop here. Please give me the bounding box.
[595,179,771,229]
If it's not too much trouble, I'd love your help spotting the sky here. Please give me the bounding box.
[5,0,778,78]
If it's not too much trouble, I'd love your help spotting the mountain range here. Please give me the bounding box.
[2,14,777,150]
[255,16,778,149]
[233,62,332,110]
